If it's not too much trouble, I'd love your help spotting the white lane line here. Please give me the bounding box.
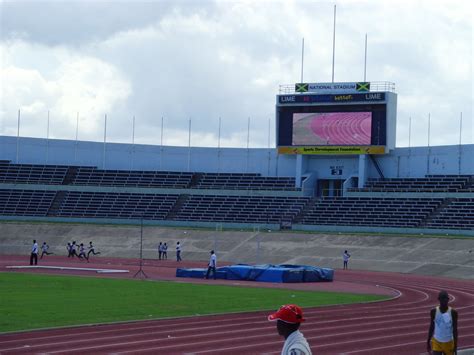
[6,265,129,273]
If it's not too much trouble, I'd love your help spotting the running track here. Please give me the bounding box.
[1,258,474,354]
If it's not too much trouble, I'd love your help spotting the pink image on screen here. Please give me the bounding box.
[292,112,372,145]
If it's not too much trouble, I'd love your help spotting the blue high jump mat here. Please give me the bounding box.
[176,264,333,283]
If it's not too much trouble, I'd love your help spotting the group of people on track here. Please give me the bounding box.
[157,241,182,262]
[29,239,101,265]
[67,241,101,262]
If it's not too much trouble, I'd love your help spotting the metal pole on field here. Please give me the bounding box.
[103,114,107,169]
[133,217,148,279]
[256,233,260,265]
[46,110,50,163]
[331,4,336,83]
[16,109,20,163]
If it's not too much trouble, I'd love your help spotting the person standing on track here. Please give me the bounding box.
[268,304,312,355]
[205,250,217,280]
[343,250,351,270]
[162,243,168,260]
[158,242,163,260]
[40,242,54,259]
[427,290,458,355]
[30,239,39,265]
[176,241,182,262]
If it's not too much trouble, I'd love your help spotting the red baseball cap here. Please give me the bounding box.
[268,304,305,323]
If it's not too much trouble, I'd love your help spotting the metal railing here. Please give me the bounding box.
[279,81,396,94]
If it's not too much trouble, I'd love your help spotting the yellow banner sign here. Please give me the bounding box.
[278,146,386,155]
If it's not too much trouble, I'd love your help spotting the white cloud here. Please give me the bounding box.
[0,1,472,148]
[0,41,131,139]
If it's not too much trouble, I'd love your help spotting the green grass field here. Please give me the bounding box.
[0,272,388,332]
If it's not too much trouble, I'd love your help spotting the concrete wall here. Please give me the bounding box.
[1,135,473,179]
[1,222,473,279]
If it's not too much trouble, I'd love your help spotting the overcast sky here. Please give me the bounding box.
[1,0,472,148]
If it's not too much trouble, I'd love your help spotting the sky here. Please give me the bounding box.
[0,0,472,149]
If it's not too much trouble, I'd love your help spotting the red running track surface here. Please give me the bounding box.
[309,112,372,145]
[1,256,473,354]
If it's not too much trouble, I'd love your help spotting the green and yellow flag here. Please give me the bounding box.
[356,82,370,92]
[295,83,308,93]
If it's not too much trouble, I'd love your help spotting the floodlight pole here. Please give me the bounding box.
[134,217,148,279]
[16,109,21,163]
[331,4,336,83]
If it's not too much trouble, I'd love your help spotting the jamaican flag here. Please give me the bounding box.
[356,82,370,92]
[295,83,308,93]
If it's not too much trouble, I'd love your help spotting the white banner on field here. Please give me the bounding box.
[295,82,370,94]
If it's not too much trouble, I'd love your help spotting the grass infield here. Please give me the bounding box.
[0,272,388,332]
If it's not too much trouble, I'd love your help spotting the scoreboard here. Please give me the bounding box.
[276,90,397,155]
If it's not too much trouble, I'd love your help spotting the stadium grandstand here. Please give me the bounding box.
[0,81,473,236]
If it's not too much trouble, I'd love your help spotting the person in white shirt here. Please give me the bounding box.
[205,250,217,280]
[343,250,351,269]
[427,290,458,355]
[176,241,182,262]
[77,243,88,261]
[268,304,312,355]
[158,242,163,260]
[40,242,54,259]
[30,240,39,265]
[162,243,168,259]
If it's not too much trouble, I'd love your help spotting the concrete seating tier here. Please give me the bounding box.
[171,195,309,224]
[54,191,179,220]
[71,167,194,188]
[0,189,56,216]
[0,162,68,185]
[348,175,473,193]
[0,162,299,191]
[195,173,298,191]
[424,198,474,230]
[297,197,444,228]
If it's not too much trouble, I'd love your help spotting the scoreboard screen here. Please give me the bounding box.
[278,104,387,147]
[292,111,372,146]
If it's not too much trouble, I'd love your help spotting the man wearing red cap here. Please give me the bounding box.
[268,304,312,355]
